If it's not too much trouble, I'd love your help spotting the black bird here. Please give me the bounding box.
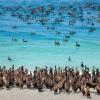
[22,39,28,43]
[76,41,80,47]
[8,56,12,61]
[68,56,71,62]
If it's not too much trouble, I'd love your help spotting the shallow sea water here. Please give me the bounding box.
[0,1,100,70]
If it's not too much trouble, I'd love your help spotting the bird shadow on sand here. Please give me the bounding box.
[64,90,72,94]
[87,96,92,99]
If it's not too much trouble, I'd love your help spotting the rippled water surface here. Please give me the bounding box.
[0,0,100,69]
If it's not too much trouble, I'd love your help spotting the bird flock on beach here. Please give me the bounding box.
[0,64,100,98]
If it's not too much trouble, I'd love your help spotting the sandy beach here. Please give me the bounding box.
[0,88,99,100]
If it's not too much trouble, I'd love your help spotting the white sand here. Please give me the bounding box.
[0,88,100,100]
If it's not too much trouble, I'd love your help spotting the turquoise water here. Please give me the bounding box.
[0,1,100,70]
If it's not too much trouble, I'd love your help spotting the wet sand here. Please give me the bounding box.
[0,88,99,100]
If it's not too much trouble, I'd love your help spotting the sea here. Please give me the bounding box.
[0,0,100,70]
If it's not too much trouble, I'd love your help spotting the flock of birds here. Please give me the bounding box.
[0,1,99,46]
[0,64,100,98]
[0,2,100,63]
[0,1,100,98]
